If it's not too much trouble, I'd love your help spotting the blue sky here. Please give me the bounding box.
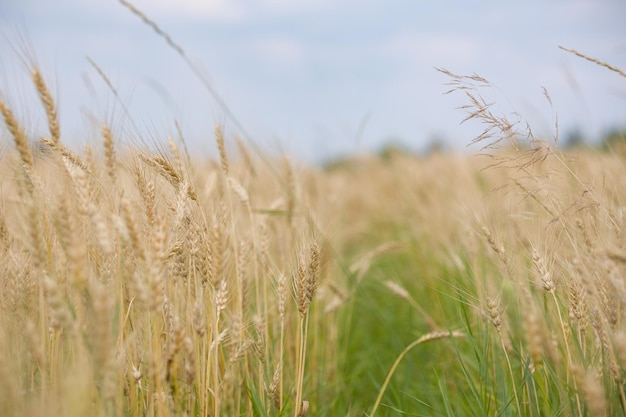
[1,0,625,162]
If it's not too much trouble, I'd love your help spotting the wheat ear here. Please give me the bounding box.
[32,69,60,144]
[0,99,33,170]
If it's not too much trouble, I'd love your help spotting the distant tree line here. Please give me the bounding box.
[564,127,626,152]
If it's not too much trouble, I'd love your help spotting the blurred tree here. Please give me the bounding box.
[601,128,626,154]
[563,128,585,149]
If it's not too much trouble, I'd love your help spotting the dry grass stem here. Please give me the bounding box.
[559,46,626,79]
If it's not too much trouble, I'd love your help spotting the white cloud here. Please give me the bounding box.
[98,0,344,22]
[144,0,360,22]
[118,0,246,21]
[562,0,608,20]
[253,0,337,14]
[250,36,304,67]
[385,32,481,67]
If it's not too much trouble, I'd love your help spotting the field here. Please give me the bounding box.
[2,10,626,417]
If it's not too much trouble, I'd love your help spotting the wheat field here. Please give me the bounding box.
[2,9,626,417]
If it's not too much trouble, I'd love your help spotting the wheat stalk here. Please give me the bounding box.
[369,330,465,417]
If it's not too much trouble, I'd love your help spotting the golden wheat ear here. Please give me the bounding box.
[31,69,60,144]
[102,124,116,182]
[0,100,33,171]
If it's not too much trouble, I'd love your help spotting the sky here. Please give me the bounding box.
[1,0,625,162]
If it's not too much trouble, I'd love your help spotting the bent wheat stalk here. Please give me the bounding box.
[368,330,465,417]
